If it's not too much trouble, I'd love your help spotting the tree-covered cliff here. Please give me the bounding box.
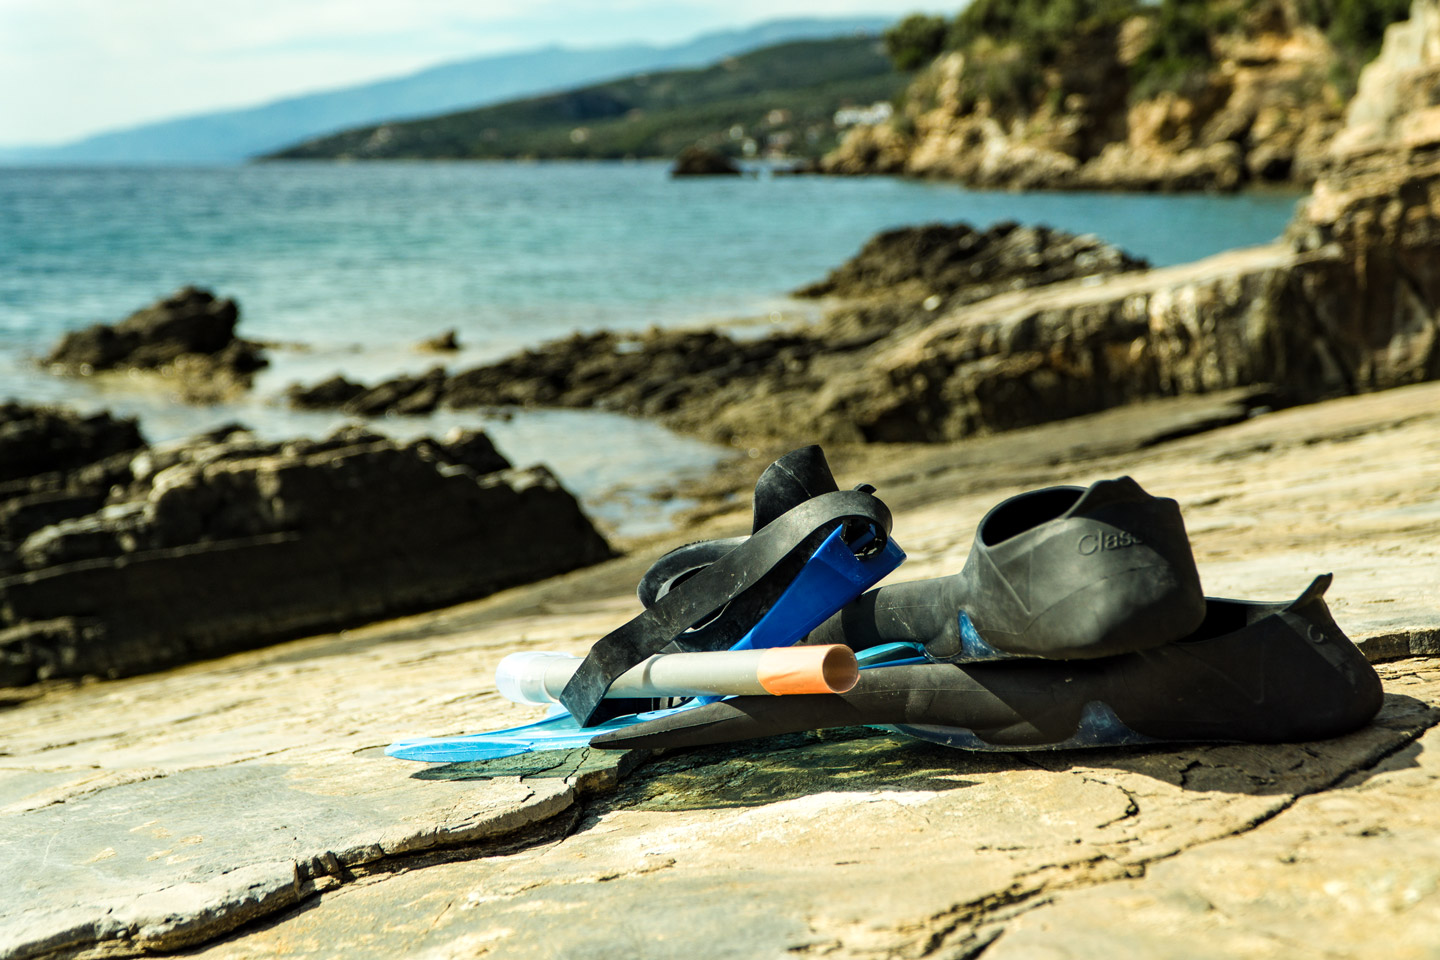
[827,0,1411,190]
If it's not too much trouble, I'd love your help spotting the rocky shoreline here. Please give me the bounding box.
[3,370,1438,960]
[4,6,1440,956]
[0,403,612,687]
[11,0,1440,696]
[282,223,1155,443]
[274,7,1440,451]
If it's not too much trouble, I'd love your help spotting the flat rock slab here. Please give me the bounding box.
[0,749,638,958]
[1,383,1438,959]
[0,601,645,960]
[181,667,1439,960]
[982,663,1440,960]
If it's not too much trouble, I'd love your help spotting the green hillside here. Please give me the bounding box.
[264,36,904,161]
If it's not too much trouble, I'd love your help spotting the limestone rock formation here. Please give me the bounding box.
[44,287,268,403]
[1283,0,1440,391]
[825,3,1354,191]
[807,0,1440,440]
[0,404,613,686]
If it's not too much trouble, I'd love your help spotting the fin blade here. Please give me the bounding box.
[752,445,840,533]
[1061,475,1148,518]
[1284,573,1334,612]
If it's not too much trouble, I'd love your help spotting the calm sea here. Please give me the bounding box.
[0,162,1303,533]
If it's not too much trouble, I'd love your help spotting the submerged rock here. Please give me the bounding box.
[0,404,613,686]
[44,287,267,403]
[418,329,461,352]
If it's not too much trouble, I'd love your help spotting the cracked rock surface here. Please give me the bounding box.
[180,679,1438,960]
[1,382,1438,960]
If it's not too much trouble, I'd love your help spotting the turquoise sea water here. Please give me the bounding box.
[0,162,1302,532]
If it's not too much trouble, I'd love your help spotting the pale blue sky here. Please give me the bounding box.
[0,0,948,147]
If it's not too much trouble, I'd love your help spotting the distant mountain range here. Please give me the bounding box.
[266,36,902,163]
[0,17,891,166]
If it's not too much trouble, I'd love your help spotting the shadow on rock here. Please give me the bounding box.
[411,691,1431,806]
[413,747,633,786]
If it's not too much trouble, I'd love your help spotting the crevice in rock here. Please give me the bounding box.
[1079,775,1141,830]
[913,890,1051,959]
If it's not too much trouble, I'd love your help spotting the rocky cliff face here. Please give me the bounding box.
[0,406,613,686]
[1283,0,1440,390]
[825,2,1355,190]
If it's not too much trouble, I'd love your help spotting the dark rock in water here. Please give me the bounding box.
[794,222,1148,305]
[433,429,511,476]
[47,286,238,369]
[441,328,832,423]
[286,374,367,410]
[276,224,1149,446]
[32,9,1440,465]
[0,405,613,686]
[344,366,448,416]
[287,369,448,416]
[44,287,268,403]
[671,146,741,176]
[418,329,461,352]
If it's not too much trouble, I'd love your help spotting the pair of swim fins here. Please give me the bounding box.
[589,468,1382,752]
[388,445,906,762]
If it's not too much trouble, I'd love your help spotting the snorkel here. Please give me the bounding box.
[386,445,904,762]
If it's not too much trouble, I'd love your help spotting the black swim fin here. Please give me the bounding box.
[560,445,893,726]
[804,477,1205,660]
[589,576,1383,751]
[636,445,842,617]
